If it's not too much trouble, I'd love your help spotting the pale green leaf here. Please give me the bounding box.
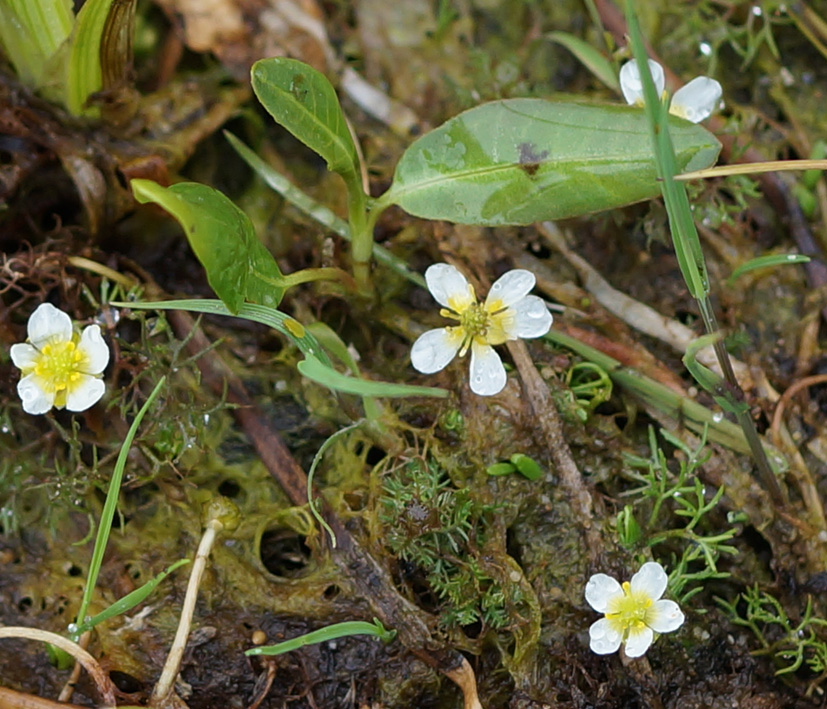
[380,99,721,225]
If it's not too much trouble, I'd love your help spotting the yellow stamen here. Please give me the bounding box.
[605,581,655,636]
[32,340,88,394]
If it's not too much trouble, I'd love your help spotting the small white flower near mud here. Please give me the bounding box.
[620,58,723,123]
[410,263,552,396]
[585,561,685,657]
[10,303,109,415]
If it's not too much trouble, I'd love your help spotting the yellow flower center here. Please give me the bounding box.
[459,302,490,339]
[33,340,86,394]
[440,293,515,356]
[605,581,654,636]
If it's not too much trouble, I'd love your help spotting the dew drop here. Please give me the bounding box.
[712,412,723,423]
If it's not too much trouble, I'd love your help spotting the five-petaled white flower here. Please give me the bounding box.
[410,264,552,396]
[620,58,722,124]
[10,303,109,415]
[585,561,684,658]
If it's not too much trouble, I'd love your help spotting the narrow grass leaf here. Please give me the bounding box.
[546,32,620,91]
[246,619,396,657]
[115,299,332,366]
[726,253,810,284]
[298,355,448,398]
[74,558,190,635]
[73,376,166,641]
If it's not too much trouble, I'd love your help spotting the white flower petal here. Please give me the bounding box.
[78,325,109,374]
[588,618,622,655]
[585,573,623,613]
[630,561,668,601]
[469,342,506,396]
[670,76,722,123]
[411,328,463,374]
[624,625,654,658]
[648,599,685,634]
[619,59,665,105]
[485,269,536,310]
[507,296,553,339]
[424,264,475,312]
[10,343,40,370]
[17,374,55,415]
[65,376,106,412]
[27,303,72,349]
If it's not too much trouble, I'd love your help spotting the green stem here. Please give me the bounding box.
[346,176,372,291]
[625,0,786,507]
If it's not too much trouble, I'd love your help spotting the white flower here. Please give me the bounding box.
[410,264,552,396]
[619,58,722,123]
[585,561,684,658]
[10,303,109,415]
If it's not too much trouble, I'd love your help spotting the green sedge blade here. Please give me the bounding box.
[380,99,720,225]
[546,32,620,92]
[74,559,190,636]
[246,619,396,657]
[726,253,810,285]
[73,377,167,641]
[297,355,448,398]
[131,180,286,312]
[114,299,331,366]
[251,58,360,182]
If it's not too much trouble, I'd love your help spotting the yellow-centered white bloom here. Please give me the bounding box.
[619,58,722,124]
[585,561,684,658]
[10,303,109,415]
[410,264,552,396]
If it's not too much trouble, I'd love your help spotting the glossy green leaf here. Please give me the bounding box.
[486,462,517,476]
[510,453,543,480]
[251,58,360,181]
[131,180,286,313]
[380,99,721,225]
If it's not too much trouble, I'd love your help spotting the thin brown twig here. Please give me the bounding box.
[769,373,827,443]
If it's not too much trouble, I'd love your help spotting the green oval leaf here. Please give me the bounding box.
[251,58,359,181]
[131,180,285,313]
[382,99,721,225]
